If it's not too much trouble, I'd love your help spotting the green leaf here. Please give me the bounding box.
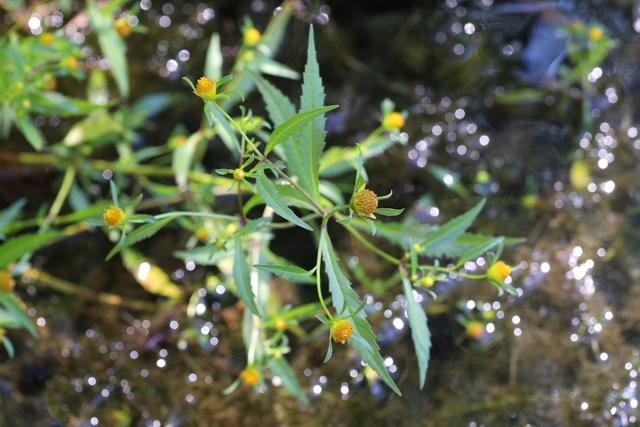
[247,69,296,126]
[98,29,129,99]
[0,290,38,338]
[375,208,404,217]
[0,232,63,269]
[2,335,14,359]
[253,264,315,281]
[234,217,271,237]
[15,115,45,150]
[455,236,505,269]
[124,194,143,213]
[204,33,223,81]
[210,103,241,154]
[105,217,174,260]
[323,339,333,363]
[402,277,431,389]
[203,103,214,127]
[233,237,260,315]
[320,135,402,178]
[256,171,313,230]
[316,314,330,325]
[321,233,401,395]
[0,198,26,239]
[258,58,301,80]
[419,199,486,254]
[267,357,310,404]
[172,132,206,188]
[264,105,337,155]
[426,164,469,198]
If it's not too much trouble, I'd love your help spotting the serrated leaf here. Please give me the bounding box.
[0,198,26,239]
[253,264,315,281]
[267,357,310,404]
[455,236,505,269]
[106,217,173,260]
[233,237,260,315]
[0,290,38,338]
[264,105,337,155]
[0,232,64,269]
[419,199,486,253]
[321,233,401,395]
[256,171,313,230]
[402,277,431,389]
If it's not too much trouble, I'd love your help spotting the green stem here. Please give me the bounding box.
[342,222,401,265]
[316,227,332,320]
[322,204,350,227]
[153,211,240,221]
[211,103,325,215]
[39,165,76,234]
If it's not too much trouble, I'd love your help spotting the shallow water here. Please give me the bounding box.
[2,0,640,426]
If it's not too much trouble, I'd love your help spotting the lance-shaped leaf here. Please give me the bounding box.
[0,232,64,269]
[455,236,505,269]
[233,237,260,315]
[267,357,310,405]
[253,264,315,281]
[0,198,26,239]
[419,198,486,253]
[402,277,431,389]
[0,290,38,339]
[106,218,174,260]
[321,233,401,395]
[256,171,313,230]
[264,105,337,155]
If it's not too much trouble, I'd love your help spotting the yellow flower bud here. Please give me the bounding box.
[589,26,603,42]
[352,185,378,218]
[382,112,405,130]
[275,318,287,331]
[240,368,260,386]
[62,57,78,70]
[466,321,484,340]
[195,228,208,241]
[41,33,54,45]
[103,206,126,228]
[244,28,261,45]
[115,19,131,38]
[0,271,15,293]
[487,261,511,283]
[195,77,216,100]
[420,276,434,288]
[330,318,354,344]
[233,169,245,181]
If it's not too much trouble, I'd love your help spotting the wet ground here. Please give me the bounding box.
[3,0,640,426]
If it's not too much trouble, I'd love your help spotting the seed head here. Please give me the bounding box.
[330,318,354,344]
[487,261,511,283]
[196,77,216,100]
[240,368,260,386]
[352,185,378,217]
[104,206,126,228]
[382,112,405,130]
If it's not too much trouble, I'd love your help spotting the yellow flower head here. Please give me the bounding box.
[62,56,78,70]
[233,169,245,181]
[466,321,484,340]
[104,206,126,228]
[487,261,511,283]
[420,276,434,288]
[244,28,261,45]
[382,112,405,130]
[0,271,15,293]
[44,74,57,91]
[115,19,131,38]
[330,318,354,344]
[41,33,54,45]
[196,77,216,100]
[352,185,378,218]
[589,26,604,42]
[240,368,260,386]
